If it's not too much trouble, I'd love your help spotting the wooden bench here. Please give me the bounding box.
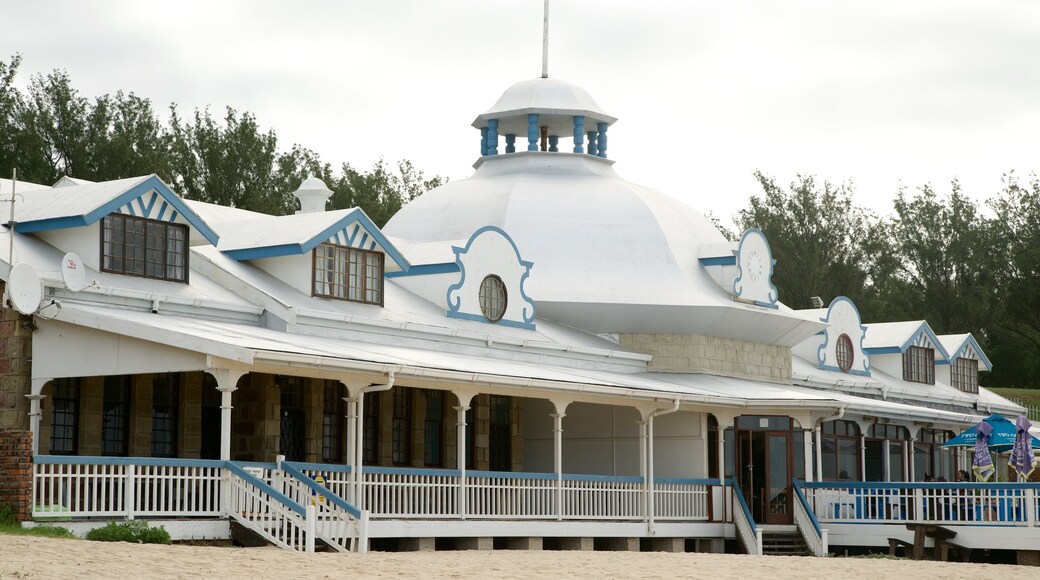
[905,523,957,561]
[938,540,972,563]
[888,537,915,558]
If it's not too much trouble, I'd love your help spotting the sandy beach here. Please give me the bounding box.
[0,535,1020,579]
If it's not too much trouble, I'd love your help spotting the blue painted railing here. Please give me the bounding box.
[793,480,823,536]
[33,455,223,468]
[226,461,305,516]
[282,462,362,519]
[731,476,757,534]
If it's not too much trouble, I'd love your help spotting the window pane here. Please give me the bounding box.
[312,244,384,305]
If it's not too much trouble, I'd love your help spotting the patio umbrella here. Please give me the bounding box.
[1009,416,1039,481]
[942,414,1040,453]
[972,421,995,482]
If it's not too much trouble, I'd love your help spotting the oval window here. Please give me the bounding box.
[479,275,507,322]
[836,333,854,373]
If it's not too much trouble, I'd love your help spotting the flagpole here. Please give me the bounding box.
[541,0,549,78]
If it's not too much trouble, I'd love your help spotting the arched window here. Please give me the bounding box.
[836,334,854,373]
[479,275,507,322]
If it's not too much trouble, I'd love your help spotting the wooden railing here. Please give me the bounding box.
[32,457,713,526]
[32,456,223,519]
[792,480,828,557]
[281,461,367,553]
[225,462,314,552]
[730,477,762,556]
[804,481,1040,528]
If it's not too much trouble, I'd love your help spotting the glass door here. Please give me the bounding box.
[764,432,792,524]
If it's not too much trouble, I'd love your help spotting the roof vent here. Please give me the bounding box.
[292,177,333,214]
[810,296,825,309]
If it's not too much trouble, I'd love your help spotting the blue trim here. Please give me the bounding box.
[468,470,556,481]
[445,225,536,329]
[816,296,871,377]
[564,473,644,483]
[480,126,488,157]
[863,346,902,355]
[527,114,539,151]
[385,263,460,278]
[597,122,608,158]
[652,477,717,485]
[222,208,411,272]
[802,480,1040,492]
[792,480,823,537]
[487,119,499,156]
[281,462,362,518]
[731,476,757,533]
[362,466,462,477]
[226,461,305,516]
[900,321,950,361]
[572,115,584,154]
[33,455,224,468]
[732,228,778,307]
[817,363,872,377]
[283,461,352,473]
[948,334,994,371]
[698,256,736,267]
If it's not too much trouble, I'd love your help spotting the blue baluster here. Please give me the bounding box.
[505,134,516,154]
[487,119,499,156]
[527,114,539,151]
[480,127,488,157]
[548,135,559,152]
[573,116,584,153]
[587,131,598,157]
[597,122,608,158]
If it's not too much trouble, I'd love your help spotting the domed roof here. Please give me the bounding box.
[383,154,823,345]
[472,77,616,129]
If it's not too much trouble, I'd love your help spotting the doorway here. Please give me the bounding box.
[735,416,794,525]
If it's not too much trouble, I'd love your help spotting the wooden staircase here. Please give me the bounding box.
[761,529,811,556]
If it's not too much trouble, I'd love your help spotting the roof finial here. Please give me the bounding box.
[541,0,549,78]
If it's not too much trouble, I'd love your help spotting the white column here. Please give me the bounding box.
[647,415,657,527]
[639,419,648,522]
[551,412,565,520]
[860,434,867,482]
[906,438,915,482]
[355,394,365,510]
[208,369,245,462]
[27,389,45,456]
[453,396,472,520]
[814,426,823,482]
[882,439,891,482]
[344,394,357,504]
[803,429,814,483]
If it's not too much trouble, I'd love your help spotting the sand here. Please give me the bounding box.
[0,535,1018,579]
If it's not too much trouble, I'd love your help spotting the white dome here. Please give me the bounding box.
[472,77,616,130]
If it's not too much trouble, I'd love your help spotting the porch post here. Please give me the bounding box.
[639,418,648,522]
[803,429,814,483]
[344,392,357,503]
[355,393,365,510]
[860,434,867,482]
[27,379,47,455]
[549,413,565,523]
[208,369,246,462]
[906,437,915,482]
[453,391,474,520]
[647,414,657,529]
[814,425,823,483]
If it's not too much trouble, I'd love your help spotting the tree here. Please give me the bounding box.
[328,158,444,227]
[889,181,1000,337]
[738,171,883,311]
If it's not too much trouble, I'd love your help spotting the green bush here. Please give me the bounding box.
[86,520,171,544]
[0,504,15,526]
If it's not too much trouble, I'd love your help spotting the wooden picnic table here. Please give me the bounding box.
[905,523,956,560]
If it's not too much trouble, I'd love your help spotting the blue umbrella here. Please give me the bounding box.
[942,414,1040,453]
[1009,416,1038,481]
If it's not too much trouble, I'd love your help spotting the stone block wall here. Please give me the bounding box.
[619,333,792,384]
[0,290,32,431]
[0,429,32,520]
[232,373,278,462]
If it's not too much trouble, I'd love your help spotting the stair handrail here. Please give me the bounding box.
[282,461,369,553]
[225,461,314,552]
[792,479,829,557]
[730,476,763,556]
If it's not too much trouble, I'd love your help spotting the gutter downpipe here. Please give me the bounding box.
[646,399,681,535]
[814,406,846,483]
[353,371,396,512]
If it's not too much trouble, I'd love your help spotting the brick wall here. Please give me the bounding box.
[619,333,792,384]
[0,429,32,521]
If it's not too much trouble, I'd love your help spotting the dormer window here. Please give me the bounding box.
[478,275,507,322]
[951,358,979,394]
[902,346,934,384]
[313,243,384,306]
[836,334,854,373]
[102,214,188,282]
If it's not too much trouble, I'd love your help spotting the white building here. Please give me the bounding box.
[0,72,1033,558]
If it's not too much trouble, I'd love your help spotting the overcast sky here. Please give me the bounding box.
[4,0,1039,224]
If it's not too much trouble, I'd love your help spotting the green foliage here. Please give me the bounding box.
[0,504,15,525]
[86,520,171,544]
[0,55,444,227]
[0,505,76,538]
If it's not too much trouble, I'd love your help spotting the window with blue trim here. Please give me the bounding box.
[902,346,934,384]
[951,358,978,393]
[102,214,187,282]
[313,243,384,306]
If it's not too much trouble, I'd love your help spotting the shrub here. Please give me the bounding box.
[86,520,172,545]
[0,504,15,526]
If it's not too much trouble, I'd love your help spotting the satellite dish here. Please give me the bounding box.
[61,253,88,292]
[8,262,42,315]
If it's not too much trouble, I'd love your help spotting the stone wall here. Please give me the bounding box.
[619,333,792,385]
[0,289,32,431]
[232,373,278,462]
[0,429,32,521]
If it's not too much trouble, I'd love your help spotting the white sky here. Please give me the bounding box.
[4,0,1039,225]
